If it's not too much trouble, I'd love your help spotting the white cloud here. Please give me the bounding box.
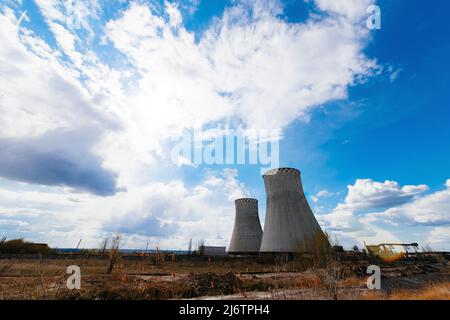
[35,0,100,32]
[389,68,401,82]
[0,10,107,139]
[338,179,428,211]
[165,2,183,27]
[311,189,333,203]
[317,190,333,197]
[386,65,402,82]
[48,21,82,64]
[314,0,374,21]
[369,180,450,226]
[319,179,428,244]
[426,227,450,250]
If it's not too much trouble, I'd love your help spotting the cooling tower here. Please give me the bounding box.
[260,168,327,253]
[228,198,263,254]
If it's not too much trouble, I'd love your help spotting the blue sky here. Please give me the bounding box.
[0,0,449,250]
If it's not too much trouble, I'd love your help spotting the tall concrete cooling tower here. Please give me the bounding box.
[260,168,327,253]
[228,198,263,254]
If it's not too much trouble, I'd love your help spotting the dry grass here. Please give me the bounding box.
[362,282,450,300]
[2,271,448,300]
[0,255,448,300]
[391,283,450,300]
[0,257,271,277]
[106,235,121,274]
[0,259,15,275]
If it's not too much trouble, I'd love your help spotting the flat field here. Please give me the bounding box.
[0,253,448,300]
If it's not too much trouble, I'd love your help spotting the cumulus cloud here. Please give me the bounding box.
[319,178,429,246]
[338,179,428,211]
[369,180,450,226]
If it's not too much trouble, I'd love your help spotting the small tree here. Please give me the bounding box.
[98,238,108,255]
[106,235,121,274]
[310,232,348,300]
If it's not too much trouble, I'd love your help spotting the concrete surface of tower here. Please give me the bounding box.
[228,198,263,254]
[260,168,328,253]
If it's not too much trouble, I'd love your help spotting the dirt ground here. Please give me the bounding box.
[0,254,448,300]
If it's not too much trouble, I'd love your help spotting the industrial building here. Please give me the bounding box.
[259,168,328,253]
[228,198,263,254]
[200,246,227,256]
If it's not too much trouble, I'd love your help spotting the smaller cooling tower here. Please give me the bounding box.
[228,198,263,254]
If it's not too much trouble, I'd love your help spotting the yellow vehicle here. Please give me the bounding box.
[364,242,419,262]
